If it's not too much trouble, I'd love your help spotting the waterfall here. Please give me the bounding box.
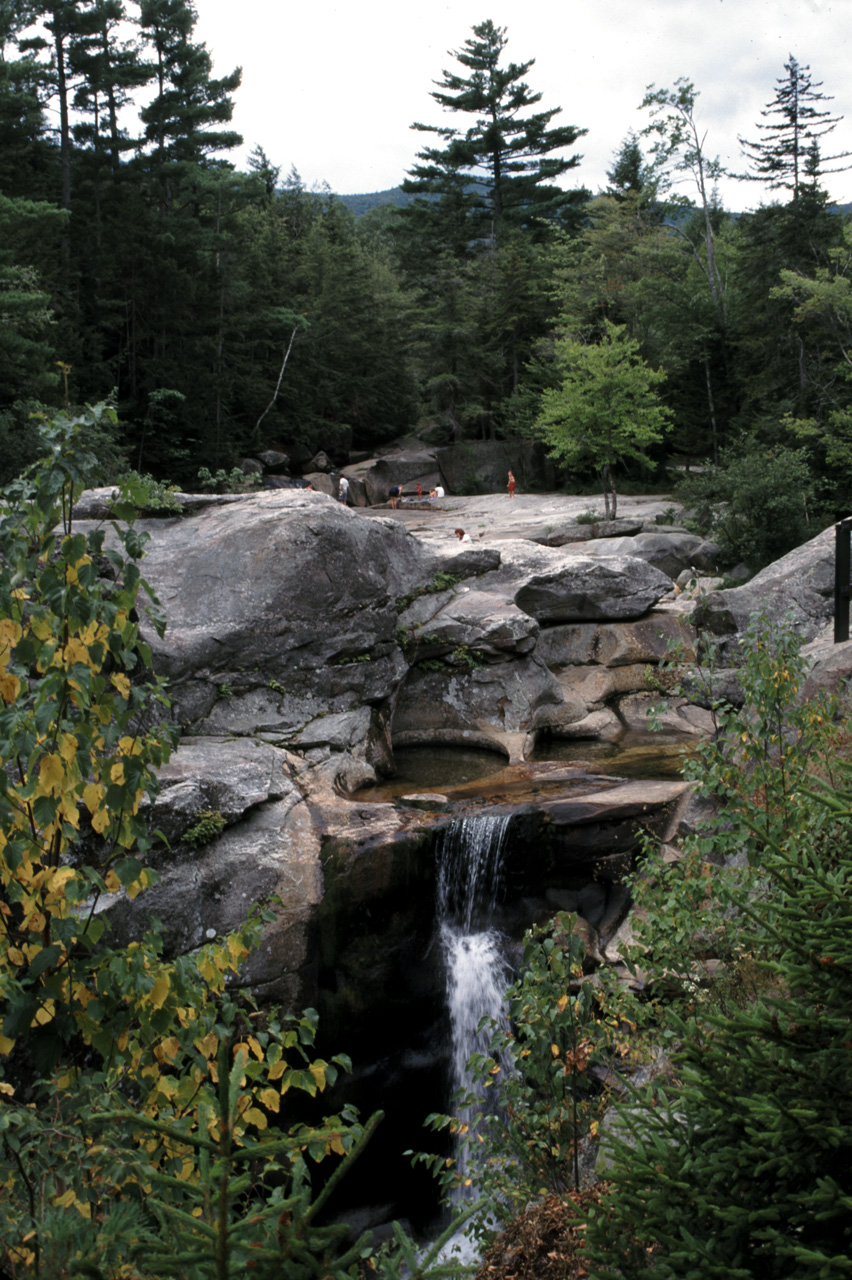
[435,815,511,1195]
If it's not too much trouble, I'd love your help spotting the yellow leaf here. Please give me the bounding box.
[268,1059,287,1081]
[150,973,170,1009]
[0,1034,16,1056]
[247,1036,263,1061]
[104,869,121,892]
[33,1002,55,1026]
[58,796,80,829]
[110,762,125,785]
[6,947,24,965]
[156,1036,180,1062]
[0,672,20,703]
[309,1063,326,1091]
[58,733,77,763]
[45,866,75,895]
[111,673,131,699]
[0,619,22,650]
[259,1087,280,1114]
[38,754,65,795]
[83,783,104,814]
[551,1044,560,1058]
[243,1107,267,1130]
[557,994,569,1013]
[0,1082,14,1097]
[92,810,110,836]
[194,1031,219,1060]
[125,871,149,900]
[228,934,247,961]
[62,637,90,667]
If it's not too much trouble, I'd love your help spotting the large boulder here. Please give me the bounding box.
[362,451,441,504]
[400,589,539,662]
[106,738,321,1007]
[475,543,674,623]
[692,519,841,659]
[535,611,695,669]
[434,439,554,495]
[392,654,564,759]
[582,531,709,582]
[99,491,438,758]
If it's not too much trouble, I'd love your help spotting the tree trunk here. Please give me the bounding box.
[703,357,719,463]
[601,464,617,520]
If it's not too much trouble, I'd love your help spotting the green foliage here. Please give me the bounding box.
[0,411,473,1280]
[678,440,819,569]
[583,615,852,1277]
[534,320,671,519]
[120,471,184,514]
[182,810,227,849]
[196,466,262,494]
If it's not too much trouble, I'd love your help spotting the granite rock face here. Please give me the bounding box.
[75,486,851,1016]
[691,520,841,658]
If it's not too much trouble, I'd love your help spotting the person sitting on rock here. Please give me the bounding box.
[455,528,471,542]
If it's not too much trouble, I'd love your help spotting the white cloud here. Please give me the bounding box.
[193,0,852,209]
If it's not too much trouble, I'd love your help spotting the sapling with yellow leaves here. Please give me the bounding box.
[0,407,450,1280]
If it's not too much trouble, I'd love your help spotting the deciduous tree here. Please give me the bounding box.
[534,319,671,518]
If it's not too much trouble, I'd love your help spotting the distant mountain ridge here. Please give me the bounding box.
[335,187,417,217]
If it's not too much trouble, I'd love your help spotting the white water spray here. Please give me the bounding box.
[435,816,511,1195]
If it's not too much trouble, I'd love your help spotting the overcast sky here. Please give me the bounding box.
[192,0,852,211]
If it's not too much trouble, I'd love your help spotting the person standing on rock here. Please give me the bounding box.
[338,475,349,504]
[507,470,516,498]
[389,484,401,509]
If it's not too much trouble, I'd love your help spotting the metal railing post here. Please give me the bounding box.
[834,519,852,643]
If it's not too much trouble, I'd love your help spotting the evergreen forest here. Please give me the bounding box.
[3,4,852,526]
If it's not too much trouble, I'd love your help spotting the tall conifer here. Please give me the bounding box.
[738,55,851,201]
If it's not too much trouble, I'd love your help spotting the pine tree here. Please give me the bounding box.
[138,0,241,173]
[584,620,852,1278]
[738,54,852,202]
[404,19,586,240]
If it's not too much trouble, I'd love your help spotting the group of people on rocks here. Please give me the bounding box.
[328,469,517,507]
[385,471,515,508]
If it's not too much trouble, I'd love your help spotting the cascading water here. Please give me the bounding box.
[435,815,512,1197]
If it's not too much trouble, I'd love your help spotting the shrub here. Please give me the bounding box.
[677,442,821,570]
[583,616,852,1278]
[0,407,472,1280]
